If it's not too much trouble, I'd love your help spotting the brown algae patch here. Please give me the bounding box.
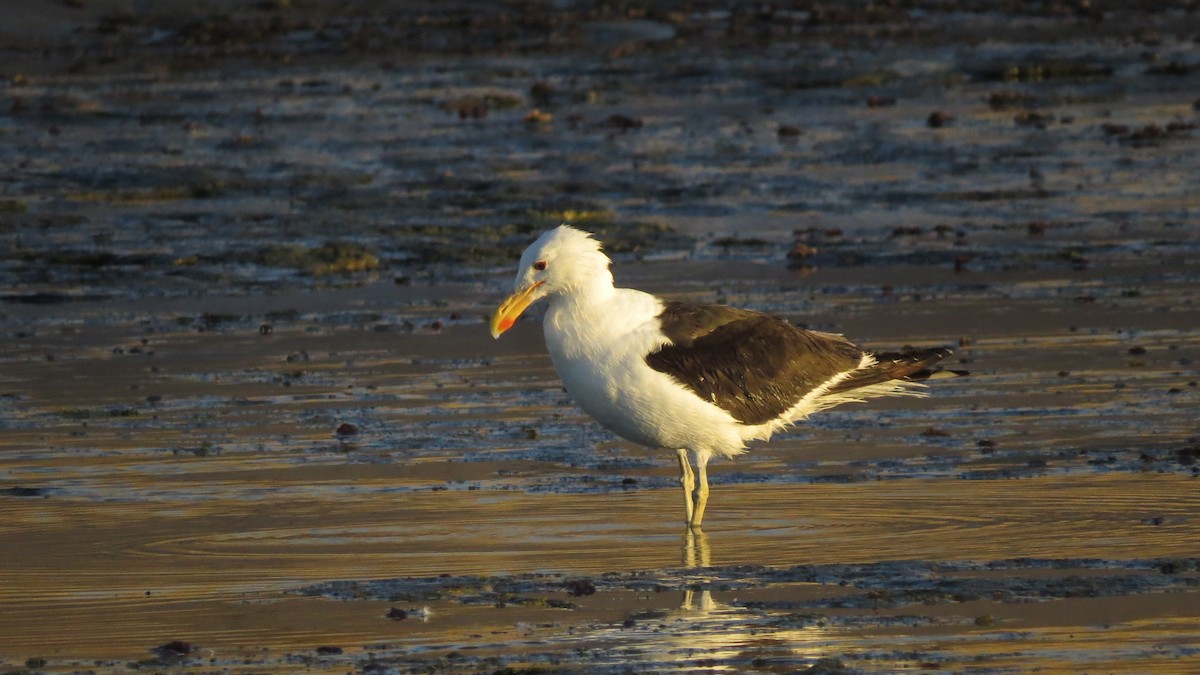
[253,241,382,276]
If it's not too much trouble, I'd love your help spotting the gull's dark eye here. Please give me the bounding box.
[533,260,547,271]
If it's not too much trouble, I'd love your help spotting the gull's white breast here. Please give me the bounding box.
[542,288,747,455]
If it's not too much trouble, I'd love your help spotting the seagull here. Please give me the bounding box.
[491,225,953,529]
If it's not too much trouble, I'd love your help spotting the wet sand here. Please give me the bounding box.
[3,2,1200,672]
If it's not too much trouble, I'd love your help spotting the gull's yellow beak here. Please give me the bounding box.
[490,281,545,338]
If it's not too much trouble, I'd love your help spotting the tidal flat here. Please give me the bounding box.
[2,2,1199,672]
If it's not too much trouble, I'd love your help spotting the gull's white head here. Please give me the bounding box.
[490,225,614,338]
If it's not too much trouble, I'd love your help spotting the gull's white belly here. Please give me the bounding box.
[547,338,747,454]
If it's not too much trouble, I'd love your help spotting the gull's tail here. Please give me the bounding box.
[827,346,962,396]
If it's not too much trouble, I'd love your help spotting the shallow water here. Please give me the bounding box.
[3,2,1200,672]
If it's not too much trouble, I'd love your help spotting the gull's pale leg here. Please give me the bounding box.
[676,448,695,525]
[690,453,711,529]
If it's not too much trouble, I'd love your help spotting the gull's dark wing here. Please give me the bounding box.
[646,301,863,425]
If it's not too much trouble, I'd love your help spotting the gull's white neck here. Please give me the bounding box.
[543,282,663,363]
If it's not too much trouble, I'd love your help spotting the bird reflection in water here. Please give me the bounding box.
[681,527,715,612]
[601,528,840,671]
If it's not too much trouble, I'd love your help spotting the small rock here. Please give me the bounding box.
[3,486,47,497]
[524,108,552,127]
[1161,560,1184,574]
[601,114,642,130]
[154,641,194,658]
[787,243,818,260]
[1013,110,1055,127]
[315,645,343,655]
[565,579,596,597]
[927,110,953,128]
[335,423,359,437]
[1129,124,1167,142]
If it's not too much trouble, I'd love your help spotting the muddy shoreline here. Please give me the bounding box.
[3,2,1200,673]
